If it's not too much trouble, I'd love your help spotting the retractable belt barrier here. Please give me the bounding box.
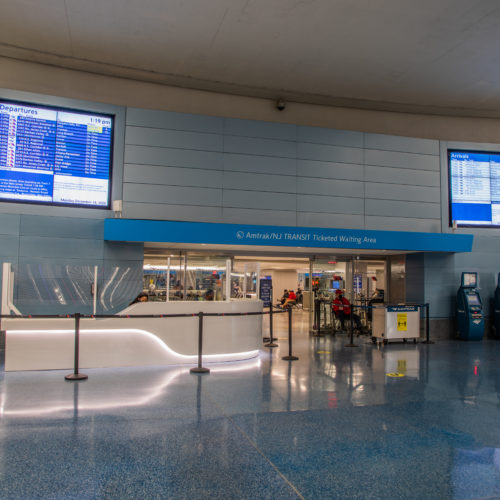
[0,303,430,379]
[0,306,295,380]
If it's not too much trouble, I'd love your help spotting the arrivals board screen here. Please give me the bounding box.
[0,100,113,208]
[449,150,500,227]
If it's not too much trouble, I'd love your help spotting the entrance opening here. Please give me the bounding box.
[141,247,397,335]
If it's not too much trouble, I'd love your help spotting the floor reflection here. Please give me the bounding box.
[2,310,500,499]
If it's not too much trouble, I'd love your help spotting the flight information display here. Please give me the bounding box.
[0,100,113,208]
[449,150,500,227]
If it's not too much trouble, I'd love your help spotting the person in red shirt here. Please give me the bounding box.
[333,290,362,330]
[283,290,297,308]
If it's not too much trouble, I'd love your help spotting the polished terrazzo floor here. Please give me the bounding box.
[1,310,500,499]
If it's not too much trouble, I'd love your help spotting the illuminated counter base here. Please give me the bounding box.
[4,301,263,371]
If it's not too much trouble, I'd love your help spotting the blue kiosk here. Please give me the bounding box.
[456,272,484,341]
[494,273,500,340]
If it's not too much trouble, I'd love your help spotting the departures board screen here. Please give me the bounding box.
[449,150,500,227]
[0,99,113,208]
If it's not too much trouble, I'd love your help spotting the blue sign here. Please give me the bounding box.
[353,274,362,293]
[104,219,474,253]
[259,279,272,307]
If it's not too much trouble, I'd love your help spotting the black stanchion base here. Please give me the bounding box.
[344,343,359,348]
[282,355,299,361]
[65,373,88,381]
[421,340,435,344]
[190,367,210,374]
[264,342,278,348]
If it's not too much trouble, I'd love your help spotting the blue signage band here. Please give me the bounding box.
[104,219,473,253]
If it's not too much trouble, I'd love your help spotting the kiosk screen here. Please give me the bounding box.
[463,273,477,287]
[467,294,480,305]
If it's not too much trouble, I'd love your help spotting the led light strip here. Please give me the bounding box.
[6,328,260,362]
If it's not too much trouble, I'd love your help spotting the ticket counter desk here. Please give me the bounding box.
[3,300,263,371]
[371,305,420,344]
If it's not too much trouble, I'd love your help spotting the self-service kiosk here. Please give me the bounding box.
[456,272,484,341]
[494,273,500,339]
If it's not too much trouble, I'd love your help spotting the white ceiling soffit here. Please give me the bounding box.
[144,242,411,256]
[2,0,500,118]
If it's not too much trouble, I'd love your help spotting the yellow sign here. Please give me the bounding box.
[87,124,103,133]
[397,313,408,331]
[386,372,405,378]
[317,351,331,354]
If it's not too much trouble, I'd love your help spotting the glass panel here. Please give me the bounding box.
[231,271,245,299]
[11,262,143,314]
[12,263,97,314]
[143,253,228,301]
[232,261,259,299]
[184,255,227,301]
[312,260,346,299]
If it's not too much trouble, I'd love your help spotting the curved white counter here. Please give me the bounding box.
[4,300,263,371]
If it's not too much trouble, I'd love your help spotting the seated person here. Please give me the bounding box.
[130,292,148,305]
[283,289,297,308]
[279,289,289,306]
[204,289,215,301]
[233,284,243,298]
[333,290,362,330]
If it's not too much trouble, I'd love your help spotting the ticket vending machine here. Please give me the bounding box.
[456,272,484,341]
[494,273,500,339]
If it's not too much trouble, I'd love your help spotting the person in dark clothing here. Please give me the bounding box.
[279,289,289,306]
[131,292,148,305]
[333,290,362,330]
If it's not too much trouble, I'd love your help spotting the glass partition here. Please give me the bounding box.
[231,261,260,299]
[312,260,346,299]
[184,255,227,301]
[9,262,142,315]
[143,253,228,301]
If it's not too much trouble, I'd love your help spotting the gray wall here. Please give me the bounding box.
[0,91,499,320]
[123,108,441,232]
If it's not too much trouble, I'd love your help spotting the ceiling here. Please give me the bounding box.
[143,242,407,257]
[3,0,500,117]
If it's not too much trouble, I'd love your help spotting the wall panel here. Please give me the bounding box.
[126,107,223,133]
[123,184,222,206]
[365,149,440,171]
[223,190,296,211]
[124,164,223,188]
[365,133,439,155]
[297,126,363,148]
[222,208,296,226]
[297,160,363,181]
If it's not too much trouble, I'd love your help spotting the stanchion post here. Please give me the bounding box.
[282,307,298,361]
[65,312,88,381]
[265,302,278,348]
[344,306,359,348]
[190,311,210,373]
[421,303,434,344]
[313,298,323,337]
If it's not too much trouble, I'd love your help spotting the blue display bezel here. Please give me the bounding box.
[448,149,500,228]
[0,97,114,210]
